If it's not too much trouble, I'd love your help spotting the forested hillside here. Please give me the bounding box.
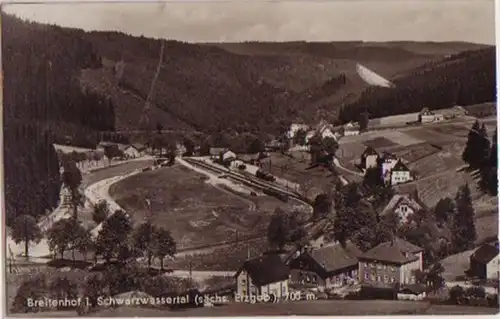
[2,14,114,225]
[338,47,496,123]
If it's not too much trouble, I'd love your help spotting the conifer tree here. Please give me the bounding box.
[462,120,480,166]
[450,184,476,252]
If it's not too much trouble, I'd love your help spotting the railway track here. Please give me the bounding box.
[183,158,311,206]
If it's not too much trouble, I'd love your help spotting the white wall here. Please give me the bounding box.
[391,170,412,185]
[487,255,500,279]
[400,258,421,285]
[365,155,378,169]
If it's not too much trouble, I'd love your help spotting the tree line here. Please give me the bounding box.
[338,47,496,124]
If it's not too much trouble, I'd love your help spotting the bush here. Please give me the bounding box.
[449,285,465,304]
[465,286,486,299]
[92,201,109,224]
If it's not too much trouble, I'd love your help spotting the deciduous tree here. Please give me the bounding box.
[11,214,42,258]
[153,228,176,271]
[95,210,132,263]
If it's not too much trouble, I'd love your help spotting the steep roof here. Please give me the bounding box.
[381,152,398,160]
[360,237,423,264]
[308,241,362,273]
[392,160,410,172]
[362,146,379,157]
[381,194,423,216]
[209,147,227,156]
[128,143,146,151]
[235,254,290,286]
[471,243,499,264]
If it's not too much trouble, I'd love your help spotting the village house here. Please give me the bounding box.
[289,242,362,290]
[123,143,146,158]
[360,146,379,170]
[209,147,227,159]
[222,150,237,162]
[466,242,500,280]
[235,254,290,298]
[380,192,425,224]
[343,122,360,136]
[386,160,413,185]
[358,237,423,291]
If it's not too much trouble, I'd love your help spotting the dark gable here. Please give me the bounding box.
[236,254,290,286]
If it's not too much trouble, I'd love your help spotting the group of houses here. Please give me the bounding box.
[235,237,427,300]
[360,146,414,186]
[235,237,500,302]
[97,141,148,159]
[418,106,468,124]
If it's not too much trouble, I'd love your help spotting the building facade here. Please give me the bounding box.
[358,238,424,289]
[361,147,379,170]
[289,242,362,290]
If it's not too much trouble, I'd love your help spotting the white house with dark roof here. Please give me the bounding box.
[235,254,290,298]
[388,160,413,185]
[124,143,146,158]
[289,242,362,289]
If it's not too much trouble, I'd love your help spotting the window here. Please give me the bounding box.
[377,264,382,270]
[391,276,396,283]
[391,266,396,272]
[411,276,416,284]
[371,274,376,281]
[364,272,370,280]
[384,275,389,283]
[376,275,381,282]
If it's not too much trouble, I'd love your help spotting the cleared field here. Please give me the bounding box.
[409,152,464,178]
[391,143,441,163]
[404,127,461,145]
[363,137,399,149]
[412,171,471,208]
[83,160,154,187]
[429,124,470,139]
[109,165,277,249]
[385,131,424,146]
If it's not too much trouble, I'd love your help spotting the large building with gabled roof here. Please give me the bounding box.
[358,237,423,289]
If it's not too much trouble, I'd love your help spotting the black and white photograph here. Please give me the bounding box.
[2,0,498,316]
